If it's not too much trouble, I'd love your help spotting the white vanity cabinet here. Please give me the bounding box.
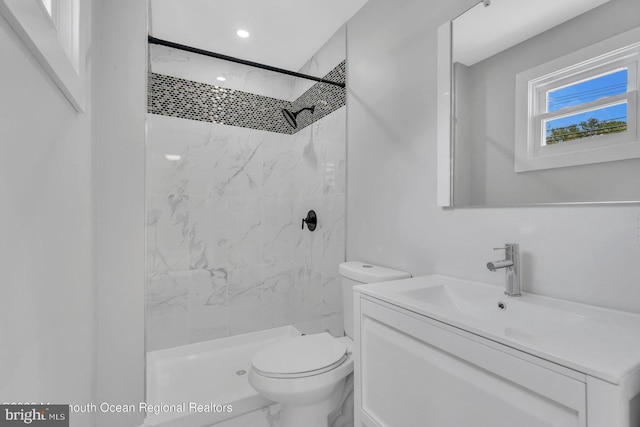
[353,277,640,427]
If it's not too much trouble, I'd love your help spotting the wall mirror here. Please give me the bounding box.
[437,0,640,207]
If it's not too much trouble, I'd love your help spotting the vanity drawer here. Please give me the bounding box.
[357,298,586,427]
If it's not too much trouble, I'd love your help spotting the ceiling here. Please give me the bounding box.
[453,0,610,66]
[149,0,369,71]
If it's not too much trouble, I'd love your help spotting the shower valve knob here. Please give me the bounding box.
[301,210,317,232]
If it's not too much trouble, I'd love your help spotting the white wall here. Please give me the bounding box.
[0,1,147,425]
[94,0,146,426]
[0,2,95,426]
[346,0,640,314]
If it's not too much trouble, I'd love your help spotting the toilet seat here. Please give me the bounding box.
[251,333,348,379]
[253,353,348,379]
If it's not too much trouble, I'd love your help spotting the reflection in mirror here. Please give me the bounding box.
[449,0,640,206]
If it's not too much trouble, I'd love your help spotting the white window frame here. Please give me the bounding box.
[0,0,85,112]
[515,27,640,173]
[38,0,56,25]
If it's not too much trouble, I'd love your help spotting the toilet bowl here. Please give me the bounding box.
[249,262,410,427]
[249,334,353,427]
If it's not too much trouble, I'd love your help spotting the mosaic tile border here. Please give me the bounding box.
[291,62,346,131]
[147,61,346,135]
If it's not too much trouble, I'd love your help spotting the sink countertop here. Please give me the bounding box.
[355,274,640,385]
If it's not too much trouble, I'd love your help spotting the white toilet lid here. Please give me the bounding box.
[252,333,347,378]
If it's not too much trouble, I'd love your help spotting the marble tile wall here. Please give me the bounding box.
[147,22,347,352]
[146,105,346,350]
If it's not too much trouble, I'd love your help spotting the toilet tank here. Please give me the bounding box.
[339,261,411,339]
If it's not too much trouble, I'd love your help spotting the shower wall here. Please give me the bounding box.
[146,28,346,351]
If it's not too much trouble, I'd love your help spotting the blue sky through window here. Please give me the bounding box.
[548,68,628,112]
[545,68,628,142]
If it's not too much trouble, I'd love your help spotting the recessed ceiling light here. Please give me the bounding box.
[165,154,182,161]
[236,29,250,38]
[216,76,226,82]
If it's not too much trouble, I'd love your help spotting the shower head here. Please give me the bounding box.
[281,106,316,129]
[282,108,297,128]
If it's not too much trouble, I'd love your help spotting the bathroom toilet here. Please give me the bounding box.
[249,262,411,427]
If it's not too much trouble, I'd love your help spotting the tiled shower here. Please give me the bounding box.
[145,28,347,351]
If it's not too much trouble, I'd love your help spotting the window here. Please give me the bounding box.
[515,28,640,172]
[38,0,78,68]
[40,0,53,18]
[545,68,628,145]
[0,0,84,111]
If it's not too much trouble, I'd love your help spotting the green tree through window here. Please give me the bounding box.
[546,117,628,145]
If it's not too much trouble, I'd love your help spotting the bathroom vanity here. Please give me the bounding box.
[353,275,640,427]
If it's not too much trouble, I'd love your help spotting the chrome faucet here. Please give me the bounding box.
[487,243,521,297]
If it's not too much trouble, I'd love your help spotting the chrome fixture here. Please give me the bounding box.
[487,243,521,297]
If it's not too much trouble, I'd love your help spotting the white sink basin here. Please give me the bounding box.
[355,274,640,384]
[398,281,585,340]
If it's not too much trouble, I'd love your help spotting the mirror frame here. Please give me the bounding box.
[437,21,452,207]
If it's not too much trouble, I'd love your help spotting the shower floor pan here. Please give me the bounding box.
[144,326,300,426]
